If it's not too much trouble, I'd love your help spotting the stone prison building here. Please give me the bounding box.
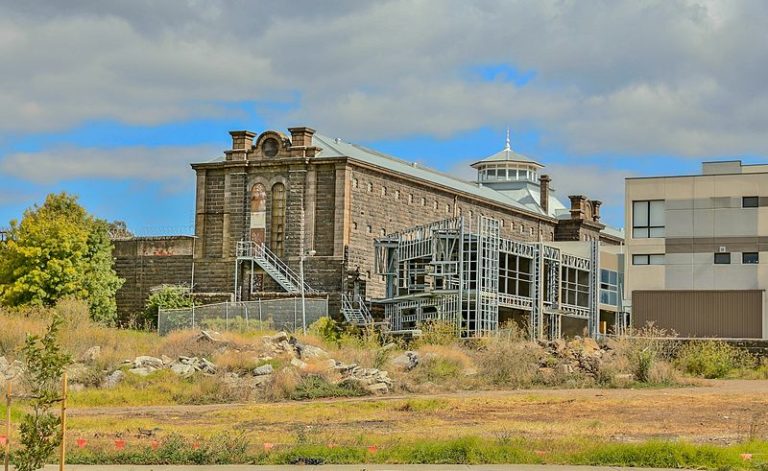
[114,127,626,338]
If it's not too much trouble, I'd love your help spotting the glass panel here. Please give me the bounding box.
[743,252,759,264]
[633,201,649,226]
[649,200,665,226]
[649,226,666,238]
[633,227,648,238]
[633,255,649,265]
[743,196,759,208]
[714,253,731,264]
[649,254,665,265]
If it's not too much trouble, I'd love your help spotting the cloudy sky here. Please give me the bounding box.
[1,0,767,231]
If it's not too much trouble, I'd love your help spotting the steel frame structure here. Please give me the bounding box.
[374,216,604,339]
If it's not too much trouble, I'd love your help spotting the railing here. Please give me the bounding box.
[237,241,317,294]
[341,293,373,325]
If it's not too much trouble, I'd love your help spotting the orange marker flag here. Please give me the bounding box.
[114,439,126,450]
[76,438,88,449]
[263,442,274,452]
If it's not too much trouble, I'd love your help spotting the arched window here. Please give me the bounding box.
[270,183,286,256]
[250,183,267,244]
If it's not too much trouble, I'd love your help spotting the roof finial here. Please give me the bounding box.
[504,127,511,151]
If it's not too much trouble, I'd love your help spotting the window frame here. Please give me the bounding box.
[632,200,665,239]
[714,252,731,265]
[599,269,620,306]
[742,196,759,208]
[632,254,665,266]
[742,252,759,264]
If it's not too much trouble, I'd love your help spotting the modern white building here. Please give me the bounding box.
[625,160,768,339]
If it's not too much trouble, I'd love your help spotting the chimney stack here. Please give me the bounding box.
[228,130,256,161]
[287,127,316,148]
[568,195,587,220]
[592,200,602,222]
[539,174,551,216]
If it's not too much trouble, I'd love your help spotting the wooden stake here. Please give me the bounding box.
[59,373,67,471]
[4,381,10,471]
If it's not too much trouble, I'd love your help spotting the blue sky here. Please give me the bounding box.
[2,1,767,233]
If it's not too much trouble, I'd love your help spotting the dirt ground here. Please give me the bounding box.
[66,380,768,446]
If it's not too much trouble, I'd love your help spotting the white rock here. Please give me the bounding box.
[103,370,124,388]
[170,362,196,378]
[134,356,164,369]
[128,367,154,377]
[253,364,274,376]
[80,346,101,363]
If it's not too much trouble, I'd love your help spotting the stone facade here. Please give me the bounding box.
[113,236,195,325]
[113,126,622,320]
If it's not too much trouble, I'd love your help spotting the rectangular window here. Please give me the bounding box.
[599,269,619,306]
[742,252,759,264]
[743,196,759,208]
[714,253,731,264]
[632,200,665,238]
[562,267,590,307]
[632,254,665,265]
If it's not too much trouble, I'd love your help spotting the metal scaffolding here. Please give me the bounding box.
[374,216,605,339]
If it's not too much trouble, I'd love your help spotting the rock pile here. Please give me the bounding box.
[126,355,216,378]
[106,331,394,396]
[336,363,393,395]
[391,351,419,371]
[261,332,329,359]
[538,336,618,379]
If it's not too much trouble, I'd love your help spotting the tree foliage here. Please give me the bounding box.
[141,285,196,328]
[14,315,72,471]
[0,193,124,323]
[107,220,134,239]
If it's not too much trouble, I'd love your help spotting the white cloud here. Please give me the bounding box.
[448,158,632,228]
[0,144,217,186]
[1,0,767,157]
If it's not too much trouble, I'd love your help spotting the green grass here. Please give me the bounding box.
[59,434,767,468]
[289,375,368,400]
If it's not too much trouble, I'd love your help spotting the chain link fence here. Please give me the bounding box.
[157,297,329,335]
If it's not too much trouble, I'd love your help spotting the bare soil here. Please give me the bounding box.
[66,380,768,445]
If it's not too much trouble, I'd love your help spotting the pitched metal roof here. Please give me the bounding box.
[312,133,549,217]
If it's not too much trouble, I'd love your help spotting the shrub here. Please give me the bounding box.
[612,323,677,384]
[676,341,754,379]
[140,285,195,329]
[289,375,367,400]
[416,320,458,347]
[476,337,541,388]
[309,316,342,346]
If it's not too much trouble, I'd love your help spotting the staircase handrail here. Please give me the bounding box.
[356,294,374,324]
[238,241,317,294]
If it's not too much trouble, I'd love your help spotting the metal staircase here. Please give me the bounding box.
[341,293,373,326]
[236,241,317,294]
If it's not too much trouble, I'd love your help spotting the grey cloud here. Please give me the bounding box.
[1,0,767,157]
[0,144,217,185]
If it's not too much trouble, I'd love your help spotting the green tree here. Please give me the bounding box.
[142,285,195,329]
[14,315,72,471]
[0,193,123,323]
